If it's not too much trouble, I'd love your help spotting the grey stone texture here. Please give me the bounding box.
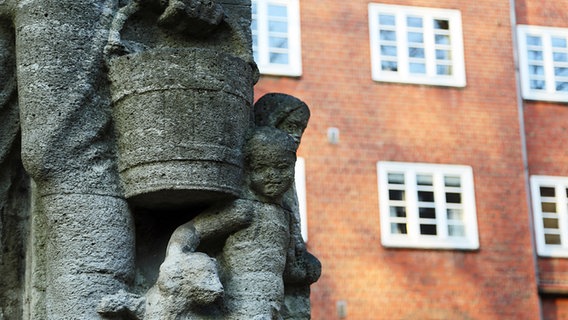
[0,0,319,319]
[253,94,321,319]
[108,47,253,209]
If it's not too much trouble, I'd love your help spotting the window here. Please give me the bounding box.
[368,4,466,87]
[295,157,308,241]
[518,25,568,102]
[377,162,479,249]
[530,176,568,257]
[252,0,302,76]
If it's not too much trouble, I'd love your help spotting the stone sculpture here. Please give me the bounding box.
[0,0,319,319]
[253,93,321,319]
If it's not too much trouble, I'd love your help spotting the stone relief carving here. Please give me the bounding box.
[0,0,319,319]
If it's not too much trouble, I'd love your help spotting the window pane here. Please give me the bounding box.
[554,52,568,62]
[554,67,568,77]
[435,34,450,45]
[391,223,407,234]
[380,30,397,41]
[252,35,258,47]
[409,47,425,58]
[529,65,544,75]
[526,35,542,46]
[552,37,567,48]
[418,191,434,202]
[444,175,461,187]
[268,5,287,17]
[390,206,406,217]
[434,19,449,30]
[420,224,437,235]
[381,45,397,56]
[389,189,405,201]
[540,187,555,197]
[542,202,557,213]
[530,80,546,90]
[543,218,560,229]
[447,208,463,220]
[268,21,287,32]
[251,20,257,31]
[407,16,422,28]
[379,14,395,26]
[388,173,404,184]
[409,63,426,74]
[528,50,543,61]
[446,192,462,204]
[545,234,561,245]
[407,32,423,43]
[419,207,436,219]
[381,61,398,72]
[252,2,257,14]
[436,49,451,60]
[269,36,288,49]
[417,174,433,186]
[556,82,568,92]
[448,225,465,237]
[436,65,452,75]
[269,52,289,64]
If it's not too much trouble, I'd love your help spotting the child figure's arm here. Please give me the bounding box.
[157,0,224,36]
[105,0,142,55]
[105,0,225,56]
[165,200,253,256]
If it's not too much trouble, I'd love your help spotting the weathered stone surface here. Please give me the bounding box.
[0,1,319,319]
[109,47,254,209]
[254,93,322,319]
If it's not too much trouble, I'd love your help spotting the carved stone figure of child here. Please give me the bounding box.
[254,93,322,319]
[100,127,299,319]
[218,126,298,319]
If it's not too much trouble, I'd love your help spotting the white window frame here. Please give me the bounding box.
[368,4,466,87]
[377,162,479,250]
[295,157,308,241]
[530,175,568,257]
[517,25,568,102]
[252,0,302,77]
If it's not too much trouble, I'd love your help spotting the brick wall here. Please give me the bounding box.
[519,0,568,318]
[254,0,544,318]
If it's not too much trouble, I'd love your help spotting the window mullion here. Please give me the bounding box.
[397,12,408,77]
[434,172,448,239]
[423,13,436,77]
[543,34,556,94]
[406,169,419,238]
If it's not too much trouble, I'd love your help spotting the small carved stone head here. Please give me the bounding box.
[244,126,297,202]
[254,93,310,147]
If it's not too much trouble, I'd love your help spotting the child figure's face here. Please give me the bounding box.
[277,109,308,147]
[249,147,296,200]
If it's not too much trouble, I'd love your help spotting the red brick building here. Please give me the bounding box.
[252,0,568,319]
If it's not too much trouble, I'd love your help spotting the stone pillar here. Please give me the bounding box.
[14,1,135,318]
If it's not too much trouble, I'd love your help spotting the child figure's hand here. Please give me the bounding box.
[157,0,224,36]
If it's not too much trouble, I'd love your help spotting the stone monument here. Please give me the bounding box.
[0,0,320,319]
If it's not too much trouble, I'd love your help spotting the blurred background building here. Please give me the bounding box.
[252,0,568,318]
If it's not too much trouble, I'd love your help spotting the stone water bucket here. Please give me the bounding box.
[108,48,254,209]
